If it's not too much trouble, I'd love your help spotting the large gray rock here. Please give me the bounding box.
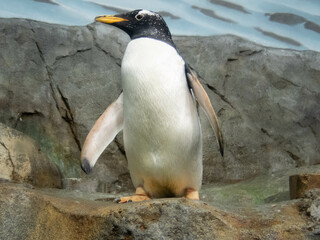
[0,123,62,188]
[299,188,320,236]
[0,19,83,179]
[175,35,320,182]
[0,18,130,191]
[0,181,314,240]
[0,18,319,191]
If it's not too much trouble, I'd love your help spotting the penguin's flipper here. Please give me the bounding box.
[186,65,224,157]
[81,92,124,174]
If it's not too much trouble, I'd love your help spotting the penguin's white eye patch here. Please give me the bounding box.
[135,13,144,21]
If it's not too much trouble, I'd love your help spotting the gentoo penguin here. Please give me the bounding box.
[81,9,223,203]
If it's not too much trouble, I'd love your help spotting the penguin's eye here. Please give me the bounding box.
[135,13,144,21]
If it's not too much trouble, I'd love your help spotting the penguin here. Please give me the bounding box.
[81,9,224,203]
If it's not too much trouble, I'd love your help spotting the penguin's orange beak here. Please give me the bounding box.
[95,15,129,24]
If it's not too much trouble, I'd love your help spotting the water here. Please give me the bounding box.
[0,0,319,51]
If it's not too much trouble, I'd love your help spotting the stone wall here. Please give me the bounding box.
[0,18,319,191]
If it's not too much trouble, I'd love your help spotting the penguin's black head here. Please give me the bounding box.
[95,9,175,47]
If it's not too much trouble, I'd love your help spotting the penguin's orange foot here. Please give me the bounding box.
[185,188,199,200]
[119,195,151,203]
[119,186,151,203]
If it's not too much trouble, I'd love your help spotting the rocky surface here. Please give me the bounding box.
[0,123,61,188]
[290,174,320,199]
[175,35,320,182]
[1,165,319,240]
[0,18,130,192]
[201,165,320,211]
[0,18,319,191]
[0,17,320,238]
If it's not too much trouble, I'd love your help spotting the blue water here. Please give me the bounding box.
[0,0,319,51]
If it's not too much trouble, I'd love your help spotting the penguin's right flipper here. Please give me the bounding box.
[81,92,124,174]
[185,64,224,157]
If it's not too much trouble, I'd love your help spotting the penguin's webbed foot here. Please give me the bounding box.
[119,195,151,203]
[119,186,151,203]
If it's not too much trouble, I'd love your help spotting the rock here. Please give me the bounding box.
[0,18,129,191]
[201,164,320,212]
[62,178,99,193]
[0,18,83,179]
[174,35,320,182]
[0,182,312,240]
[0,123,62,188]
[299,189,320,236]
[1,16,319,240]
[309,196,320,221]
[0,18,319,191]
[290,174,320,199]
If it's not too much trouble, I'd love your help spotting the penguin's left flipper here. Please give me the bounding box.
[186,64,224,157]
[81,92,124,174]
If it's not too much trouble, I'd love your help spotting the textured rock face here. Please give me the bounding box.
[290,174,320,199]
[0,123,62,188]
[0,18,130,191]
[175,35,320,182]
[0,19,83,178]
[0,18,319,191]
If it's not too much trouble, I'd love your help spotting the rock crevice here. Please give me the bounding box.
[0,141,16,180]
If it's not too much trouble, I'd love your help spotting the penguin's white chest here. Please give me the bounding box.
[122,38,191,130]
[122,38,186,102]
[121,38,202,197]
